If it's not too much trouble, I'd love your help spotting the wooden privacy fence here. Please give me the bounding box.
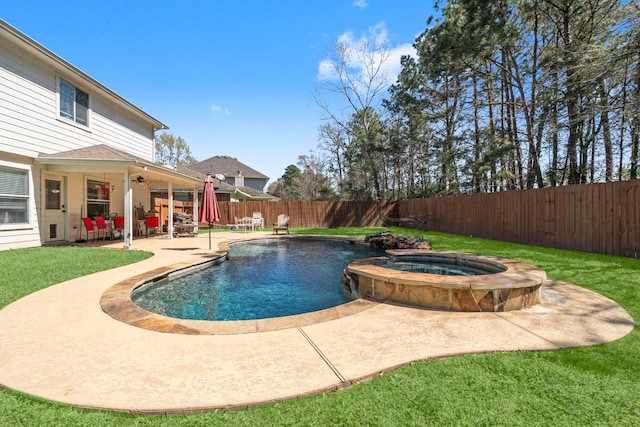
[151,198,396,229]
[151,199,194,227]
[155,180,639,257]
[216,200,396,229]
[397,180,640,258]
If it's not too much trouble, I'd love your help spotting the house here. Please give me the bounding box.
[189,156,269,197]
[0,19,203,250]
[152,156,274,204]
[156,156,274,203]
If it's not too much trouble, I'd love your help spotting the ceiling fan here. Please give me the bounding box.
[132,176,162,186]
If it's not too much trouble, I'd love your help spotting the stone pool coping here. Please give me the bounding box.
[345,250,546,312]
[350,250,547,289]
[0,232,636,414]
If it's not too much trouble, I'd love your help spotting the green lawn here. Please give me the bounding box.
[1,229,638,426]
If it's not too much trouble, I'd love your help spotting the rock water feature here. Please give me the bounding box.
[343,233,546,312]
[365,231,433,250]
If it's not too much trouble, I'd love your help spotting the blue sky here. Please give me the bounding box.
[3,1,436,185]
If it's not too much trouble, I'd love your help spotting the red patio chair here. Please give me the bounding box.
[81,217,99,243]
[113,216,125,240]
[94,216,108,241]
[145,215,159,236]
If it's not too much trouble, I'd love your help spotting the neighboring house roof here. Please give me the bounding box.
[0,19,167,131]
[232,186,274,200]
[176,165,229,188]
[191,155,269,180]
[175,165,274,200]
[36,144,203,187]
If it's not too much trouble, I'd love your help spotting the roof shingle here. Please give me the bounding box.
[191,155,268,180]
[38,144,147,162]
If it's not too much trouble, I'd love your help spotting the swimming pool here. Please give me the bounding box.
[132,238,384,321]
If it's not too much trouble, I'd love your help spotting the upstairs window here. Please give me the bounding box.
[59,77,89,126]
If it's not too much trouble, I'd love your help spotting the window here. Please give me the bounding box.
[45,179,61,210]
[86,179,110,219]
[0,166,29,225]
[59,77,89,126]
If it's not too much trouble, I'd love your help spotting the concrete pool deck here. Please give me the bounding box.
[0,232,635,414]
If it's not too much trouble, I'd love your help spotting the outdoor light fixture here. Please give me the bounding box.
[136,176,144,183]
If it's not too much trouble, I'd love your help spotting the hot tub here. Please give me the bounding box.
[342,250,546,312]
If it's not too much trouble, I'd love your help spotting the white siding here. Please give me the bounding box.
[0,23,164,250]
[0,36,155,160]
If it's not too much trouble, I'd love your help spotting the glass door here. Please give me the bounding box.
[43,177,66,242]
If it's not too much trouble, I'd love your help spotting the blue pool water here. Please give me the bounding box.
[369,259,495,276]
[132,238,384,321]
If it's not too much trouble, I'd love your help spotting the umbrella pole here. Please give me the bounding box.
[208,222,212,250]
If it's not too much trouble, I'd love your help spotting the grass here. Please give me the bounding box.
[0,246,152,309]
[1,229,638,426]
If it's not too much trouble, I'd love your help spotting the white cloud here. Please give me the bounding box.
[385,42,416,84]
[211,104,231,116]
[353,0,368,9]
[317,22,417,88]
[317,58,338,81]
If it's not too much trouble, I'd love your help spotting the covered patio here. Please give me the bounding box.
[35,144,205,248]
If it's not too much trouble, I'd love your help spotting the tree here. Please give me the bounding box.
[318,122,349,195]
[266,179,285,198]
[344,108,388,199]
[268,159,336,201]
[267,165,302,200]
[315,29,394,199]
[296,153,337,200]
[155,133,197,166]
[307,0,639,199]
[384,0,637,193]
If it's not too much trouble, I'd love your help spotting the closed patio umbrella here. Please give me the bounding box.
[198,174,221,249]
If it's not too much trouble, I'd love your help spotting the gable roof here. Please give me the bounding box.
[39,144,150,162]
[191,155,269,180]
[36,144,203,186]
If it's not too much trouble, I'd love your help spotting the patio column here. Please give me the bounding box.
[192,185,199,233]
[123,171,133,249]
[168,182,174,240]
